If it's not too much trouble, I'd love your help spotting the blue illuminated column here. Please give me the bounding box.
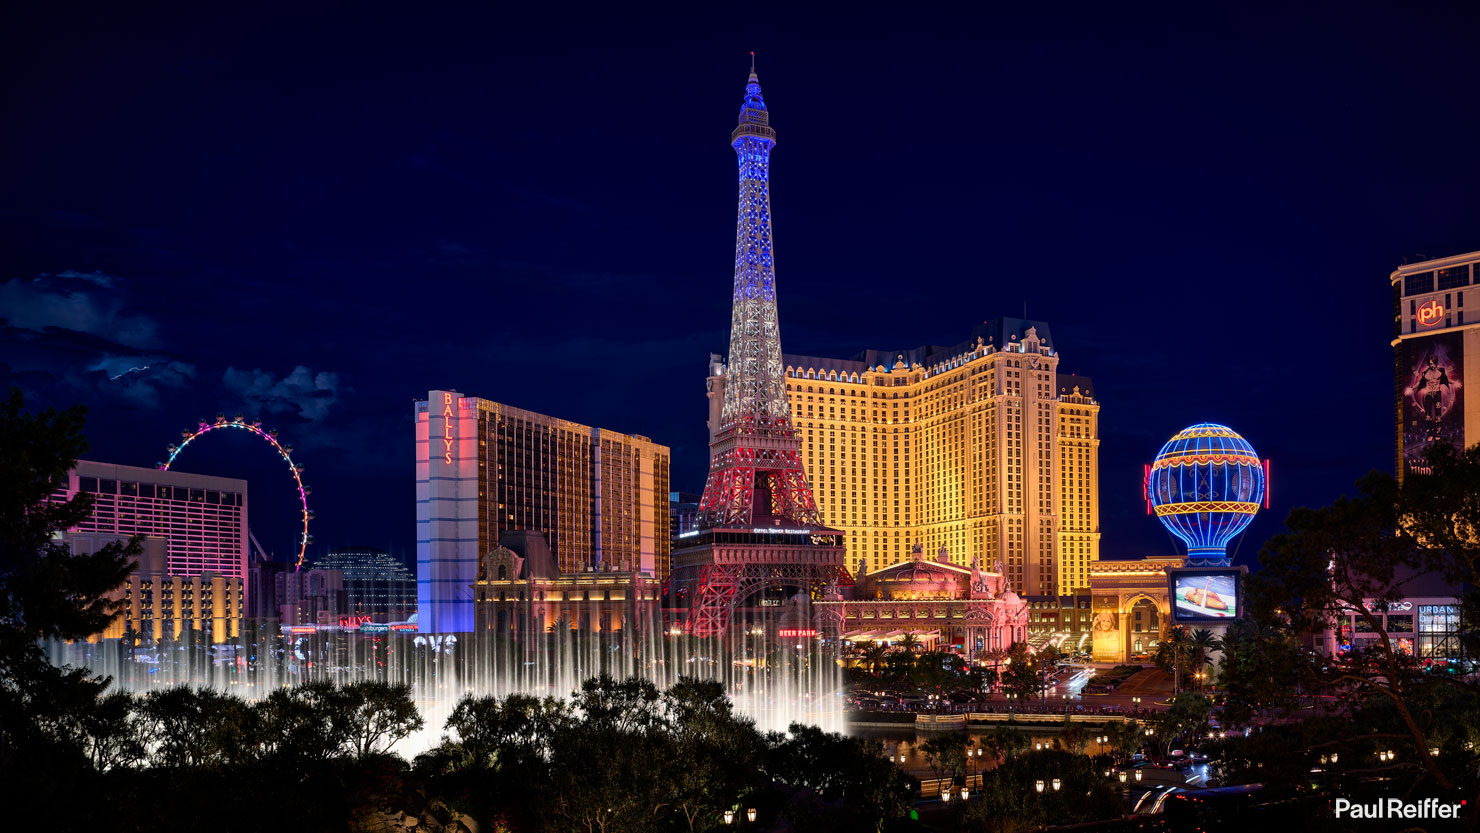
[415,390,479,632]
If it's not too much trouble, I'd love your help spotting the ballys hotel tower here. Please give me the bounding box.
[706,320,1100,598]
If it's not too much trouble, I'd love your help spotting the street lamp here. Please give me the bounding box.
[747,808,757,823]
[1330,753,1339,764]
[1052,778,1062,791]
[1036,779,1045,793]
[723,810,734,825]
[941,788,952,803]
[1118,771,1128,785]
[960,786,969,801]
[1134,769,1143,783]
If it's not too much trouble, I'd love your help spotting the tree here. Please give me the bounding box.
[1188,628,1222,686]
[1150,692,1212,754]
[255,681,353,766]
[0,390,137,771]
[979,724,1028,763]
[897,632,921,654]
[859,641,890,677]
[1104,718,1146,761]
[660,677,768,832]
[765,722,914,832]
[958,749,1121,833]
[341,680,424,759]
[137,686,259,769]
[1217,616,1305,727]
[1001,642,1042,704]
[921,731,972,786]
[1249,468,1458,791]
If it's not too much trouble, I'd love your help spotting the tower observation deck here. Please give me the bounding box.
[669,58,848,638]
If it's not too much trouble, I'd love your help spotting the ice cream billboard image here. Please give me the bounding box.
[1171,571,1239,621]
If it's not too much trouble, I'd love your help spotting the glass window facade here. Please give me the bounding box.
[1405,271,1435,295]
[1417,604,1461,658]
[1436,266,1471,290]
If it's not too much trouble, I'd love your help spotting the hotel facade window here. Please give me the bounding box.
[709,319,1099,597]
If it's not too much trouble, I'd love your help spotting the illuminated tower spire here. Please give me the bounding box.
[697,58,820,528]
[672,61,845,639]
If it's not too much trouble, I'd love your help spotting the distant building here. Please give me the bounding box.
[59,460,249,587]
[473,531,661,636]
[310,547,416,622]
[817,543,1030,654]
[1088,556,1184,663]
[1024,590,1094,654]
[275,568,346,627]
[1391,249,1480,477]
[1317,567,1466,664]
[710,320,1101,596]
[64,531,243,643]
[415,390,671,633]
[669,491,700,540]
[56,461,249,642]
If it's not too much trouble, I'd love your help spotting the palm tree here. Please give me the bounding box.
[898,632,922,654]
[547,614,572,634]
[861,641,891,677]
[1189,628,1222,689]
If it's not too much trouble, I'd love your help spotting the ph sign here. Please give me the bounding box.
[1417,299,1445,328]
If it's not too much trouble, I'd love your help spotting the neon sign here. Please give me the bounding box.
[441,392,456,464]
[1417,300,1445,327]
[777,628,817,637]
[338,614,372,628]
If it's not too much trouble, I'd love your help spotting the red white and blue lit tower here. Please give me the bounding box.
[670,58,847,637]
[1146,422,1269,567]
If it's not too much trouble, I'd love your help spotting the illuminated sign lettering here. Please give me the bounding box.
[441,392,456,464]
[413,634,459,653]
[286,626,317,634]
[338,614,372,628]
[1417,300,1445,327]
[777,628,818,638]
[359,623,390,633]
[389,623,418,631]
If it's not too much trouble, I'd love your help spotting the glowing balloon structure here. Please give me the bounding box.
[1146,422,1267,567]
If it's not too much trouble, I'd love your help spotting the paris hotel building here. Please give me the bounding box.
[415,390,670,633]
[707,319,1099,598]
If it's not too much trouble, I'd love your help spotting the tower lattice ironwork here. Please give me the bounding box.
[669,58,847,637]
[696,56,820,529]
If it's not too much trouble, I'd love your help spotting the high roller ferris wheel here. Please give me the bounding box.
[159,413,313,570]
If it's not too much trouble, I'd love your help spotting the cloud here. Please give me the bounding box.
[222,365,344,421]
[92,357,197,408]
[0,271,158,347]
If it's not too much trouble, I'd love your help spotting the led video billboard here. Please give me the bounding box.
[1169,569,1241,622]
[1401,330,1464,476]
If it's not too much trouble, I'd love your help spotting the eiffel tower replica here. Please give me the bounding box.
[668,57,848,637]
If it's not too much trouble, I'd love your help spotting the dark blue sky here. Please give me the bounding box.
[4,5,1478,568]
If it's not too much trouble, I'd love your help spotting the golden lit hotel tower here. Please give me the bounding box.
[415,391,670,632]
[708,319,1099,597]
[1392,249,1480,478]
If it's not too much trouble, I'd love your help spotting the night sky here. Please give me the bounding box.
[4,6,1479,570]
